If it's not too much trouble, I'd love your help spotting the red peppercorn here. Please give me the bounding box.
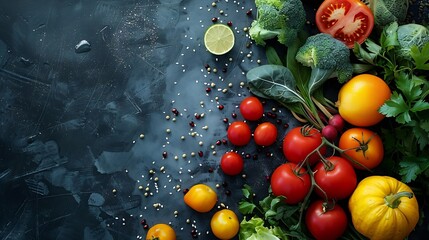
[206,87,211,93]
[198,151,204,157]
[162,151,168,158]
[246,10,252,16]
[172,108,179,115]
[218,104,224,110]
[211,17,218,22]
[223,118,229,123]
[227,21,232,26]
[231,112,237,118]
[189,121,195,127]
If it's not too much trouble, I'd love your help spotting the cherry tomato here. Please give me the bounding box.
[210,209,240,240]
[339,128,384,170]
[220,151,244,176]
[184,183,217,213]
[316,0,374,48]
[337,74,391,127]
[146,223,176,240]
[239,96,264,121]
[270,163,311,204]
[254,122,278,146]
[227,121,251,146]
[306,200,348,240]
[313,156,357,200]
[282,126,326,166]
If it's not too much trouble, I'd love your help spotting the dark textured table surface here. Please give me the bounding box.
[1,1,428,240]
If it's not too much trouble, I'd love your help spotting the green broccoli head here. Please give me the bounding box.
[296,33,353,83]
[249,0,306,47]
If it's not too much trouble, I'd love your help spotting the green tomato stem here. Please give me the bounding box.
[384,191,414,209]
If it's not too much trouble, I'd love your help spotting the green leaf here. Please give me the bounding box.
[238,201,257,215]
[379,92,409,117]
[380,21,399,50]
[266,46,284,66]
[246,64,305,104]
[399,156,429,183]
[409,120,429,150]
[411,100,429,112]
[411,42,429,70]
[242,184,253,199]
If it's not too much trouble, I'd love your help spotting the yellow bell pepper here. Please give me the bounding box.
[349,176,419,240]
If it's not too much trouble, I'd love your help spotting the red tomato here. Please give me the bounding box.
[220,152,244,176]
[282,126,326,165]
[254,122,278,146]
[313,156,357,200]
[270,163,311,204]
[227,121,251,146]
[339,128,384,170]
[315,0,374,48]
[239,96,264,121]
[306,200,348,240]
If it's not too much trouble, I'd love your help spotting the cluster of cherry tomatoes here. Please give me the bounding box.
[220,96,279,176]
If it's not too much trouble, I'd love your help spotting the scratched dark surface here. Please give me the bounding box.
[0,0,428,240]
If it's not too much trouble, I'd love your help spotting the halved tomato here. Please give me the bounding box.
[315,0,374,48]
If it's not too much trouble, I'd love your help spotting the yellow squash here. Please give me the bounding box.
[349,176,419,240]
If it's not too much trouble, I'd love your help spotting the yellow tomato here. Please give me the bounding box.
[146,223,176,240]
[184,183,217,213]
[349,176,419,240]
[336,74,391,127]
[210,209,240,240]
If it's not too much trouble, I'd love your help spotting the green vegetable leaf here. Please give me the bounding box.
[238,201,257,215]
[411,42,429,70]
[379,92,411,123]
[307,68,334,95]
[411,100,429,112]
[399,156,429,183]
[395,72,424,102]
[409,120,429,150]
[380,21,399,50]
[246,64,305,104]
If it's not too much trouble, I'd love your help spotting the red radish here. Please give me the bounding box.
[322,125,338,141]
[328,114,345,132]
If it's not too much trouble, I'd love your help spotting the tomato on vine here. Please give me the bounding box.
[306,200,348,240]
[270,162,311,204]
[282,126,326,165]
[339,128,384,170]
[313,156,357,200]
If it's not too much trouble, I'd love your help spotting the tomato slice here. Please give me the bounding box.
[316,0,374,48]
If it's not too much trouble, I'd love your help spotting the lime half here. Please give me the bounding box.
[204,24,235,55]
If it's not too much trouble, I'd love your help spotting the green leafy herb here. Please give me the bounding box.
[353,22,429,191]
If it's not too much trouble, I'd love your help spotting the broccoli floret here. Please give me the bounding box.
[249,0,306,47]
[295,33,353,85]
